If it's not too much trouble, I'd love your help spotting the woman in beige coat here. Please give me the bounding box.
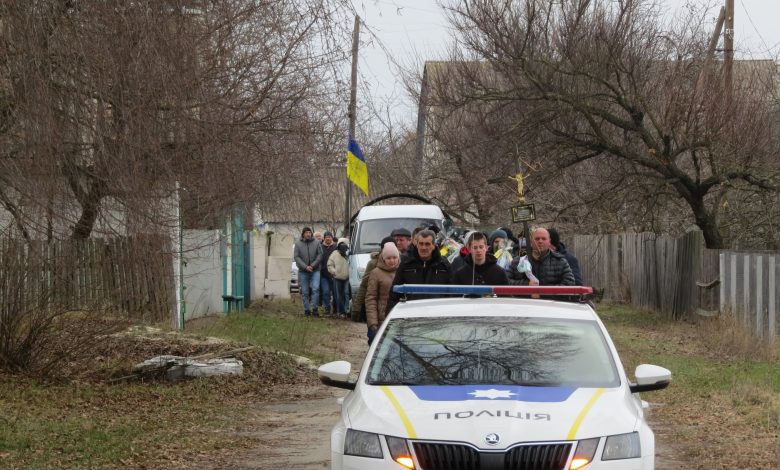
[328,238,351,317]
[365,242,400,344]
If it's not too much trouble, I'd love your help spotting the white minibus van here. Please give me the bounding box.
[348,203,447,294]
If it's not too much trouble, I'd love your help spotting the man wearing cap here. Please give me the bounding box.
[293,227,323,316]
[391,227,412,258]
[319,231,337,314]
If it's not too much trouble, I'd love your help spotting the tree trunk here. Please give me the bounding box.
[689,197,724,249]
[71,199,100,239]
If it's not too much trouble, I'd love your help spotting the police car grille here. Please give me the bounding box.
[412,442,573,470]
[505,443,573,470]
[412,442,480,470]
[413,442,571,470]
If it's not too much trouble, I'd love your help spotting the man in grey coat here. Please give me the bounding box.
[294,227,323,316]
[508,227,574,286]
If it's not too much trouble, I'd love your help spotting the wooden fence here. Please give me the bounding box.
[567,231,779,339]
[567,231,719,319]
[0,236,175,322]
[720,252,779,341]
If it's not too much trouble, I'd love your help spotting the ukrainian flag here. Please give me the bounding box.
[347,137,369,196]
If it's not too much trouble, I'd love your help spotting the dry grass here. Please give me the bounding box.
[695,310,780,362]
[599,303,780,469]
[0,301,338,469]
[4,301,780,468]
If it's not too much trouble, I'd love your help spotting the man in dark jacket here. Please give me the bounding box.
[319,231,337,314]
[385,229,451,314]
[548,228,583,286]
[453,232,508,285]
[293,227,323,316]
[508,227,574,286]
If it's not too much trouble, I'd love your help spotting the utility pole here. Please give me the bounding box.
[344,16,360,236]
[724,0,734,92]
[414,65,430,183]
[694,7,725,94]
[707,7,726,59]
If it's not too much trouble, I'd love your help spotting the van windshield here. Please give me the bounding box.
[354,218,442,254]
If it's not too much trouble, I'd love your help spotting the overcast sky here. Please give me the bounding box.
[350,0,780,126]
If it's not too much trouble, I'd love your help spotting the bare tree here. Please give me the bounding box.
[0,0,356,374]
[0,0,352,240]
[430,0,780,248]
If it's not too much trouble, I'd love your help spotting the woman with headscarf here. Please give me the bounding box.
[365,242,401,345]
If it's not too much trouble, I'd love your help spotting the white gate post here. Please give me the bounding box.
[743,255,750,327]
[769,256,776,342]
[756,256,763,338]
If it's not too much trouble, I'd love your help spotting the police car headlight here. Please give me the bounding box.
[386,436,415,469]
[344,429,383,459]
[570,437,599,469]
[602,432,641,460]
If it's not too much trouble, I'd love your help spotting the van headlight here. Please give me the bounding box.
[344,429,383,459]
[602,432,641,460]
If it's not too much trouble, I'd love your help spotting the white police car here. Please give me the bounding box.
[318,285,671,470]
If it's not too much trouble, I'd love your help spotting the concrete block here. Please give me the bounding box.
[267,256,293,280]
[269,233,296,257]
[264,279,291,299]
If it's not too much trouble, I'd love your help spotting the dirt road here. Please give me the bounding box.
[216,318,682,470]
[219,319,367,470]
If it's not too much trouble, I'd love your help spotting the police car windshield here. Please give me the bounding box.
[354,218,440,254]
[367,317,619,387]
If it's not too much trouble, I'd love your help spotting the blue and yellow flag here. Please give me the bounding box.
[347,138,369,196]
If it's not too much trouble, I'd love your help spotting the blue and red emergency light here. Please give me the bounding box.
[392,284,593,296]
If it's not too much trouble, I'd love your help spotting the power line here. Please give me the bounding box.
[739,0,775,56]
[369,0,443,15]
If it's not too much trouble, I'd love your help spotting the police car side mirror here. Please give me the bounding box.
[630,364,672,393]
[318,361,355,390]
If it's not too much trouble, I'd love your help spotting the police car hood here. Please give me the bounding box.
[348,384,638,447]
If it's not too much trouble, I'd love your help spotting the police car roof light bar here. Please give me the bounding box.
[392,284,593,296]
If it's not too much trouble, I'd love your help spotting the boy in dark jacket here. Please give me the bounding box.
[453,232,508,285]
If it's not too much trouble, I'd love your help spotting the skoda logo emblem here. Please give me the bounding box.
[484,433,500,446]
